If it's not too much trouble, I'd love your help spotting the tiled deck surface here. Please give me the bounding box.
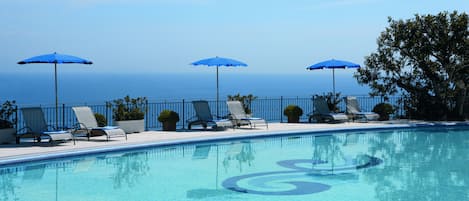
[0,121,448,163]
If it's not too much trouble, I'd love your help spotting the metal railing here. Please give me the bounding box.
[12,95,408,131]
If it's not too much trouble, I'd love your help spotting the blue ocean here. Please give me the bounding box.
[1,72,370,106]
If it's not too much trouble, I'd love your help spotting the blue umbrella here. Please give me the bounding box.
[18,52,93,127]
[306,59,360,98]
[191,56,247,117]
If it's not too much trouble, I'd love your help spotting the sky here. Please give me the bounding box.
[0,0,467,75]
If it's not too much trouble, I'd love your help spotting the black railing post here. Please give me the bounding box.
[182,99,185,129]
[280,96,283,123]
[106,102,110,126]
[311,95,315,115]
[62,104,65,129]
[145,99,149,131]
[15,105,18,132]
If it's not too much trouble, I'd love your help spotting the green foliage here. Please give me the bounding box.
[354,11,469,120]
[227,93,257,114]
[110,153,150,188]
[372,103,395,121]
[283,105,303,117]
[0,100,17,129]
[157,110,180,123]
[313,93,342,112]
[109,96,146,121]
[94,113,107,127]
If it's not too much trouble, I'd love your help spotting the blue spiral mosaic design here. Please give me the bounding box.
[222,155,382,196]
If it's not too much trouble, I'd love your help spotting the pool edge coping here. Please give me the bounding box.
[1,122,468,166]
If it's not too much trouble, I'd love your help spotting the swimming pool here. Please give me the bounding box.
[1,126,468,201]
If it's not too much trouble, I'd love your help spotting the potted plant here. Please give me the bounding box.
[109,96,146,133]
[283,105,303,123]
[372,103,395,121]
[158,110,179,131]
[0,100,17,144]
[94,113,107,127]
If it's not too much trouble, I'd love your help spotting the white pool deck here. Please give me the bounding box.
[0,121,465,164]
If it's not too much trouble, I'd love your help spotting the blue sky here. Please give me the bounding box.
[1,0,467,74]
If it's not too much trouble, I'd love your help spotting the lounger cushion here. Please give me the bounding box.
[97,126,120,130]
[43,130,73,141]
[43,130,69,134]
[213,119,233,127]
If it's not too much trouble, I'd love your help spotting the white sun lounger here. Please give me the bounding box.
[72,106,127,141]
[187,100,233,130]
[345,96,379,121]
[17,107,74,144]
[308,96,348,123]
[227,101,268,129]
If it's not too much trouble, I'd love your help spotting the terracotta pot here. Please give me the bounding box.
[287,116,300,123]
[162,121,177,131]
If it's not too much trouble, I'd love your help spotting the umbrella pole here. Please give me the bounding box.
[332,68,336,102]
[54,63,59,128]
[216,66,219,118]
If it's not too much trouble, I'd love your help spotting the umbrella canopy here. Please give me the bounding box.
[18,53,93,65]
[191,57,247,67]
[306,59,360,98]
[191,56,247,117]
[307,59,360,70]
[18,52,92,127]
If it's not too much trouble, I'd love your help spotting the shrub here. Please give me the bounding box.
[109,96,146,121]
[283,105,303,117]
[94,113,107,127]
[283,105,303,123]
[0,100,17,129]
[157,110,180,123]
[372,103,395,121]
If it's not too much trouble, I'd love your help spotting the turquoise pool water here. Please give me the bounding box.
[1,126,468,201]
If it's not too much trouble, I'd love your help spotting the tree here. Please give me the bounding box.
[355,11,469,120]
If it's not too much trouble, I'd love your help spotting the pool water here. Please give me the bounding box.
[1,126,469,201]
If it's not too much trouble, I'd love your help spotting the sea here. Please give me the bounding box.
[1,71,371,106]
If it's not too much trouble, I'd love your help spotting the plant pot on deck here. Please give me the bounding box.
[162,121,177,131]
[0,128,16,144]
[114,119,145,134]
[287,116,300,123]
[158,110,179,131]
[284,105,303,123]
